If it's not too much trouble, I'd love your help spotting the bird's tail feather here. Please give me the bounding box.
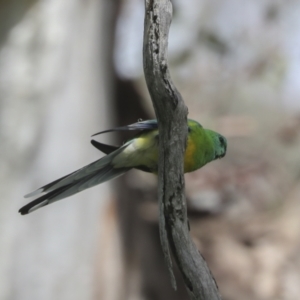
[20,147,130,215]
[24,150,120,198]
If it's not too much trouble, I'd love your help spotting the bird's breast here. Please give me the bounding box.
[184,136,197,172]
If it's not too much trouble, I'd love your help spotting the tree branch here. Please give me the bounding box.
[143,1,222,299]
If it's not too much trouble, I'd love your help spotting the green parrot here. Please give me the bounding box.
[19,119,227,215]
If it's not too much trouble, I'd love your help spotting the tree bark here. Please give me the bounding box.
[143,1,222,299]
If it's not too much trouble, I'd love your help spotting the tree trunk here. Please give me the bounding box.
[0,1,115,299]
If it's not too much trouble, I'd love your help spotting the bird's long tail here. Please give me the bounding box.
[19,149,129,215]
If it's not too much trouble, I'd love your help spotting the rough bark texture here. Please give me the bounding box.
[143,1,222,299]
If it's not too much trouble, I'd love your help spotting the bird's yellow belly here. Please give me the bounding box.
[184,137,197,173]
[114,131,199,173]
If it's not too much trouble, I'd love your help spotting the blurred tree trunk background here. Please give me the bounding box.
[2,1,300,300]
[0,0,118,299]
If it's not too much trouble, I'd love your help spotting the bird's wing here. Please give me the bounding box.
[91,119,158,137]
[90,140,119,154]
[90,120,158,154]
[90,140,153,173]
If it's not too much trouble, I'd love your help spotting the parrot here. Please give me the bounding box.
[19,119,227,215]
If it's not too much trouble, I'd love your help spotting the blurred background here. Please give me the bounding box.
[1,0,300,299]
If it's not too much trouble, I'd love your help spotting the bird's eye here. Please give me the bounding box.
[219,136,224,144]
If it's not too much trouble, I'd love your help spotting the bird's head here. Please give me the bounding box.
[203,129,227,161]
[187,119,227,165]
[213,133,227,159]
